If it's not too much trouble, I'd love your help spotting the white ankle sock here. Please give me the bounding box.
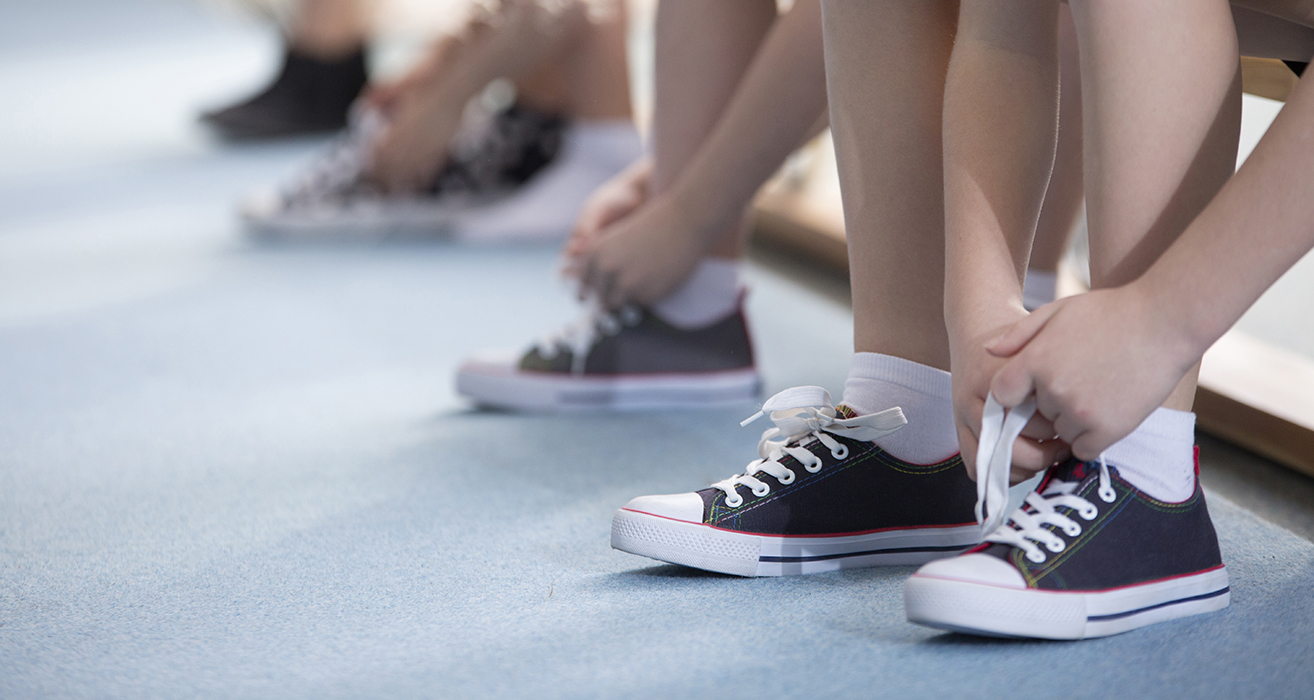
[840,352,958,464]
[651,258,741,329]
[1022,269,1058,311]
[1102,408,1197,502]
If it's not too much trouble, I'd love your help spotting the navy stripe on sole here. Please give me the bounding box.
[1087,586,1230,622]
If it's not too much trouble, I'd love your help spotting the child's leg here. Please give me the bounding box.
[1076,0,1240,419]
[201,0,370,139]
[606,1,988,577]
[455,2,777,411]
[287,0,370,58]
[568,0,826,312]
[514,2,632,122]
[1026,4,1082,311]
[823,0,958,372]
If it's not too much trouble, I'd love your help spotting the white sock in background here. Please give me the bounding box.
[1022,269,1058,311]
[651,258,741,329]
[1102,407,1198,502]
[840,352,958,464]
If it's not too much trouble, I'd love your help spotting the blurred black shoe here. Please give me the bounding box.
[201,47,368,141]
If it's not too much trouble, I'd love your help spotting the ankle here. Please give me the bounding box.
[650,258,742,330]
[841,353,957,464]
[1102,407,1197,502]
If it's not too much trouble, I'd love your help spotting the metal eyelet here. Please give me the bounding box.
[1064,524,1081,537]
[1080,507,1098,520]
[752,484,770,498]
[778,470,796,485]
[1099,487,1117,503]
[1046,539,1065,553]
[830,444,849,460]
[725,494,743,508]
[1027,550,1047,564]
[805,460,823,474]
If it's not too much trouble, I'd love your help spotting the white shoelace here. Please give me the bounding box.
[712,386,908,507]
[532,303,641,374]
[975,393,1117,562]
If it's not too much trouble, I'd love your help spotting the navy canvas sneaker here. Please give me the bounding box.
[610,387,982,576]
[905,455,1229,639]
[457,305,761,411]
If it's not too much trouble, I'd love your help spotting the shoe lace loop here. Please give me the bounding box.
[712,386,907,508]
[976,394,1116,563]
[533,302,641,374]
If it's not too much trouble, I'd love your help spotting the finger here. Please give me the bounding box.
[1071,431,1116,463]
[990,354,1038,410]
[1010,435,1065,473]
[957,424,980,481]
[986,299,1062,357]
[1020,413,1057,441]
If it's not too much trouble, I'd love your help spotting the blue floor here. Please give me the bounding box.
[3,2,1314,698]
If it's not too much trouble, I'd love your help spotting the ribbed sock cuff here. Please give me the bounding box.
[1103,407,1197,502]
[847,352,951,401]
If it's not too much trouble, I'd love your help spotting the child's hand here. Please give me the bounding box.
[987,286,1199,460]
[951,313,1069,484]
[566,192,710,308]
[561,158,652,263]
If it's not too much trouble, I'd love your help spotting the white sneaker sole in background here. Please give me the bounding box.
[611,508,982,577]
[904,565,1230,639]
[455,351,761,411]
[242,119,643,243]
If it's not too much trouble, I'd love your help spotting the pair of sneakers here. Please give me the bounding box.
[456,301,1229,639]
[611,386,1230,640]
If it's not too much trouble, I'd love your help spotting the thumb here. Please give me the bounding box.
[986,299,1061,357]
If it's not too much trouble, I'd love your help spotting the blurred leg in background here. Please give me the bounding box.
[202,0,372,140]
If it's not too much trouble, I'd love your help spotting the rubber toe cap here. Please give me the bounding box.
[913,552,1026,589]
[622,493,704,523]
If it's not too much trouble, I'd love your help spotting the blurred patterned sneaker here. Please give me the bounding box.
[455,304,761,411]
[905,400,1229,639]
[609,387,982,576]
[241,104,641,242]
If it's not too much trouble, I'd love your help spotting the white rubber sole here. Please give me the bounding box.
[904,565,1230,639]
[611,508,982,577]
[456,360,762,412]
[244,205,460,242]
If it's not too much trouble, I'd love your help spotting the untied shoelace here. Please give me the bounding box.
[712,386,908,507]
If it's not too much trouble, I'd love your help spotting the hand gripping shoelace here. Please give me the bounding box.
[711,386,908,507]
[975,394,1118,562]
[532,301,642,375]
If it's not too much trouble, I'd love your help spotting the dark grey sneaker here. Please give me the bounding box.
[456,305,760,411]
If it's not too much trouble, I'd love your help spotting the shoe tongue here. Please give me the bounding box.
[834,404,858,420]
[1047,457,1097,487]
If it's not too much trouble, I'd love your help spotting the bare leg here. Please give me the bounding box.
[823,0,959,369]
[650,0,778,259]
[1029,4,1082,279]
[569,0,827,307]
[287,0,370,58]
[1072,0,1241,412]
[513,2,632,120]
